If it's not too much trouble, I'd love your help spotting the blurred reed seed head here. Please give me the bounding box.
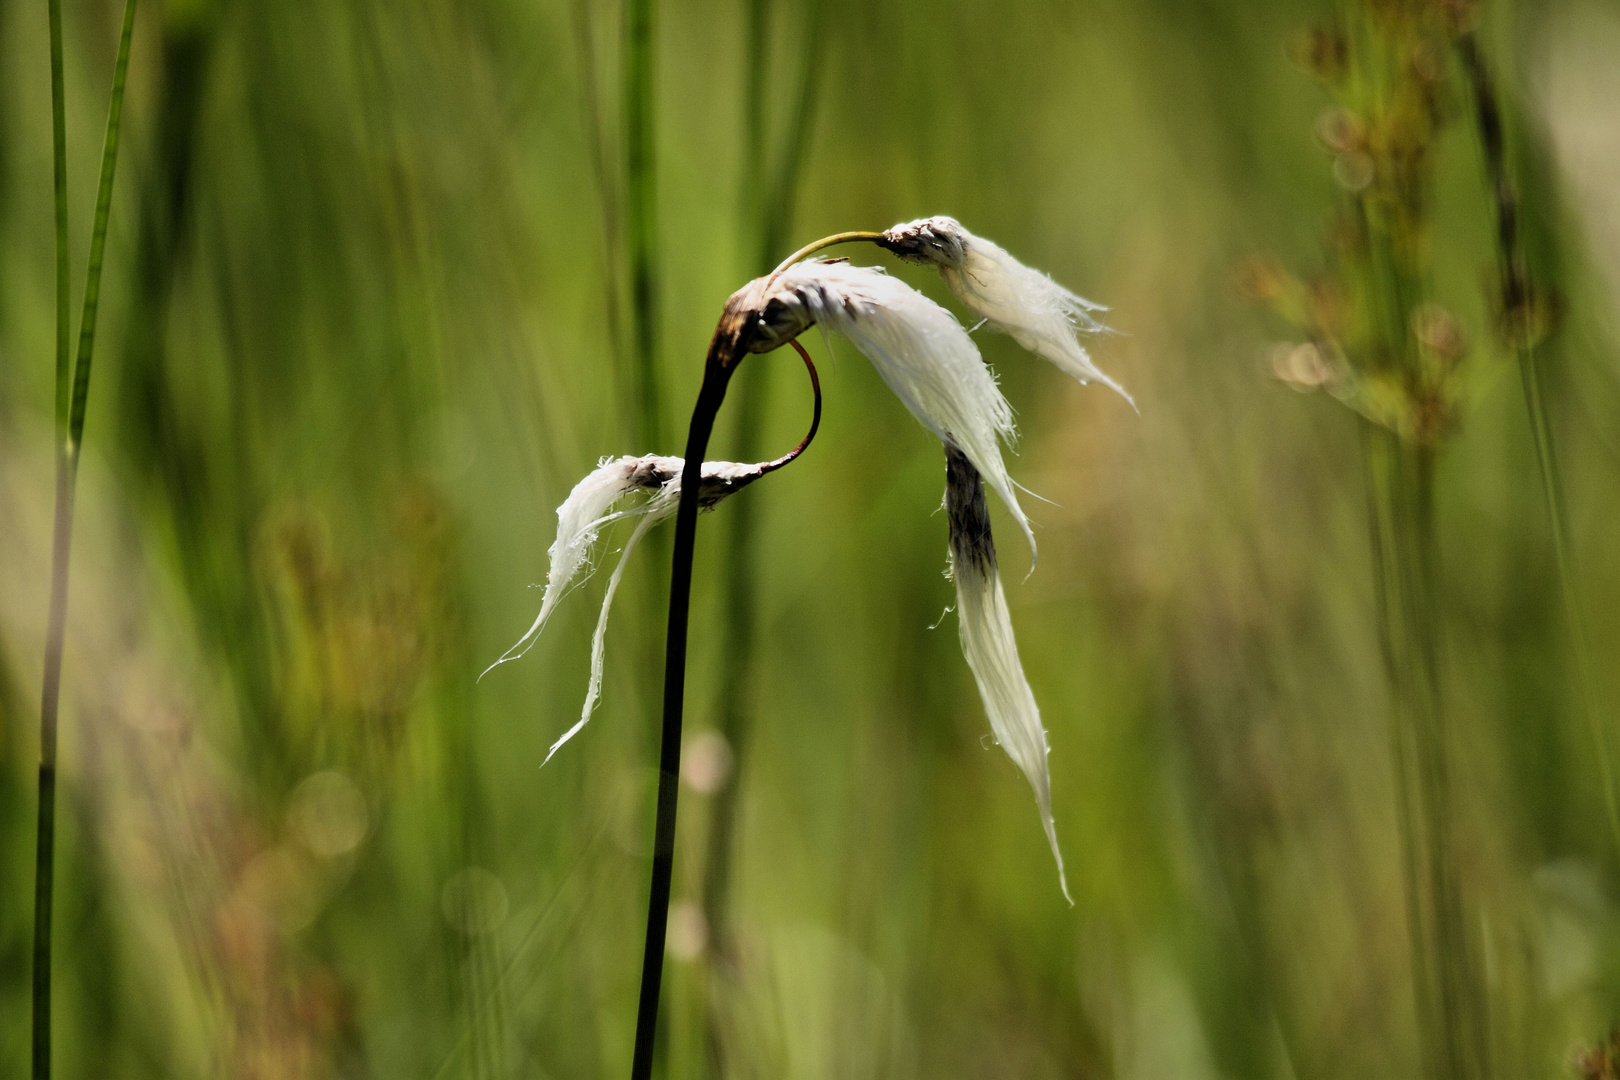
[1575,1029,1620,1080]
[1244,5,1502,446]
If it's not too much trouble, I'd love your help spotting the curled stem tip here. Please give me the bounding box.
[756,338,822,475]
[769,230,886,279]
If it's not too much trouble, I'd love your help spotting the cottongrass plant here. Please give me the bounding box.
[491,220,1121,1078]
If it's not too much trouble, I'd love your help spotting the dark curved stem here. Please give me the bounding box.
[753,340,821,476]
[629,336,817,1078]
[630,358,733,1080]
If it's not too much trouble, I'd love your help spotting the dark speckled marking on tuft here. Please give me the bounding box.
[878,219,966,269]
[627,458,765,510]
[945,444,997,575]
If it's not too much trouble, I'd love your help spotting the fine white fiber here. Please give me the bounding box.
[945,447,1071,903]
[952,556,1071,904]
[487,452,782,758]
[882,216,1133,410]
[769,259,1037,560]
[545,511,661,763]
[480,454,681,681]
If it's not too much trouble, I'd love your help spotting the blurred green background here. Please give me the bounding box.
[6,0,1620,1076]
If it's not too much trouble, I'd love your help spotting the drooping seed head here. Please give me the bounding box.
[768,258,1037,560]
[880,215,1134,409]
[877,214,970,270]
[944,446,1072,904]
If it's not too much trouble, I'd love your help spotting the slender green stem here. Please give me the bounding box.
[1362,426,1439,1080]
[1365,430,1489,1080]
[571,0,627,417]
[1402,443,1486,1080]
[768,230,883,279]
[1455,33,1620,850]
[33,0,71,1071]
[624,0,662,450]
[72,0,138,455]
[33,3,138,1076]
[49,0,69,432]
[702,9,828,1071]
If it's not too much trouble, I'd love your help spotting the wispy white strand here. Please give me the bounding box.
[480,455,677,680]
[489,451,784,757]
[952,553,1072,905]
[883,216,1134,410]
[772,259,1037,559]
[544,510,662,764]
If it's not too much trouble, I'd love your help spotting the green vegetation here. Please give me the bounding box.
[4,0,1620,1077]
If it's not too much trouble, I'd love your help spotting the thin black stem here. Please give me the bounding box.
[630,360,733,1080]
[629,330,819,1080]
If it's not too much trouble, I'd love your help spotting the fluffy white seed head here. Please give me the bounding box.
[944,447,1071,903]
[882,215,1133,409]
[484,452,782,757]
[769,259,1036,560]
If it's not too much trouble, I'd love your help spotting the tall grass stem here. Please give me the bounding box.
[701,11,827,1073]
[32,1,138,1076]
[624,0,663,450]
[701,0,827,978]
[32,0,71,1069]
[1456,33,1620,850]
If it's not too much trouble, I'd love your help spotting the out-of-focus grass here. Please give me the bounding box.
[5,0,1620,1077]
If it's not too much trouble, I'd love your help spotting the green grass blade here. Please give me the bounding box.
[69,0,139,457]
[49,0,69,434]
[624,0,662,450]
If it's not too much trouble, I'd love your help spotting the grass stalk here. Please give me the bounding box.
[700,3,825,1067]
[33,0,139,1076]
[32,0,71,1068]
[624,0,663,450]
[1364,429,1488,1080]
[1455,33,1620,850]
[702,0,825,908]
[571,0,627,413]
[1362,425,1440,1080]
[1346,91,1490,1068]
[1362,396,1493,1080]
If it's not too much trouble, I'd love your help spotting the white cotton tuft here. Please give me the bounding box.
[480,455,680,680]
[487,452,782,758]
[771,259,1037,560]
[544,511,661,763]
[882,216,1133,410]
[945,447,1071,904]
